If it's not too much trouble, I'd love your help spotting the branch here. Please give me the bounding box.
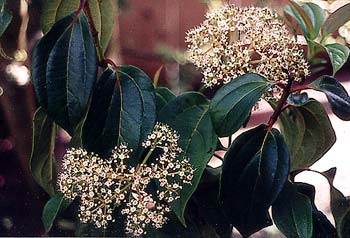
[289,84,312,94]
[83,1,104,62]
[267,75,294,131]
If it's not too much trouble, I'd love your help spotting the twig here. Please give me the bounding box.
[83,1,104,62]
[267,74,293,131]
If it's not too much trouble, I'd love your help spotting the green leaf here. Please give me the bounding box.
[209,73,270,137]
[306,39,330,63]
[159,92,218,226]
[220,125,290,236]
[82,66,156,159]
[41,0,114,51]
[32,13,98,135]
[322,3,350,35]
[194,166,232,238]
[278,99,336,171]
[323,168,350,238]
[325,43,350,75]
[285,1,316,40]
[30,108,56,196]
[295,182,337,238]
[301,3,326,39]
[0,0,12,38]
[155,87,176,114]
[42,193,69,233]
[310,76,350,120]
[272,181,313,238]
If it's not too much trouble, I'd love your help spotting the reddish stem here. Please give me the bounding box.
[83,1,104,62]
[280,103,290,113]
[289,84,312,94]
[267,76,293,131]
[100,58,120,83]
[100,58,118,71]
[83,2,99,42]
[72,0,87,24]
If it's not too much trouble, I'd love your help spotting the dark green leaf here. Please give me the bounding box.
[146,210,203,238]
[41,0,114,51]
[0,0,12,38]
[194,166,232,238]
[301,3,326,39]
[310,76,350,120]
[159,92,218,226]
[83,66,156,159]
[32,14,73,111]
[278,99,336,171]
[323,168,350,238]
[284,1,316,39]
[156,87,176,114]
[30,108,56,196]
[306,40,331,64]
[295,182,337,238]
[322,3,350,35]
[325,43,350,75]
[220,125,290,236]
[272,181,313,238]
[32,13,97,135]
[210,73,270,137]
[42,193,70,233]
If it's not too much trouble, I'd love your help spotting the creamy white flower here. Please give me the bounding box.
[186,5,310,99]
[57,123,194,236]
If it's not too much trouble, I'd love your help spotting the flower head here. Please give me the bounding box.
[57,123,194,236]
[186,5,310,99]
[58,146,133,228]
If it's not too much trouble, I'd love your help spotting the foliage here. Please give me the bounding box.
[0,0,11,38]
[28,0,350,237]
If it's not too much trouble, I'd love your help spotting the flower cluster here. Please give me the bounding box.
[58,145,133,228]
[58,123,194,236]
[186,5,310,99]
[122,123,194,235]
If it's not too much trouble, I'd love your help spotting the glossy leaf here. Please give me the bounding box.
[295,182,337,238]
[32,13,97,135]
[210,73,270,137]
[278,99,336,171]
[32,14,73,111]
[42,193,69,233]
[306,39,331,65]
[302,3,326,39]
[272,181,313,238]
[155,87,176,114]
[285,1,316,39]
[325,43,350,75]
[82,66,156,159]
[41,0,114,51]
[322,3,350,35]
[194,166,232,238]
[159,92,218,226]
[287,92,309,106]
[30,108,56,196]
[0,0,12,38]
[310,76,350,120]
[323,168,350,238]
[220,125,290,236]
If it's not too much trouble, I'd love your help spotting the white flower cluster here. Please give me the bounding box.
[186,5,310,99]
[58,123,194,236]
[58,145,132,228]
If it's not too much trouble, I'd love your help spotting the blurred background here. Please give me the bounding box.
[0,0,349,236]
